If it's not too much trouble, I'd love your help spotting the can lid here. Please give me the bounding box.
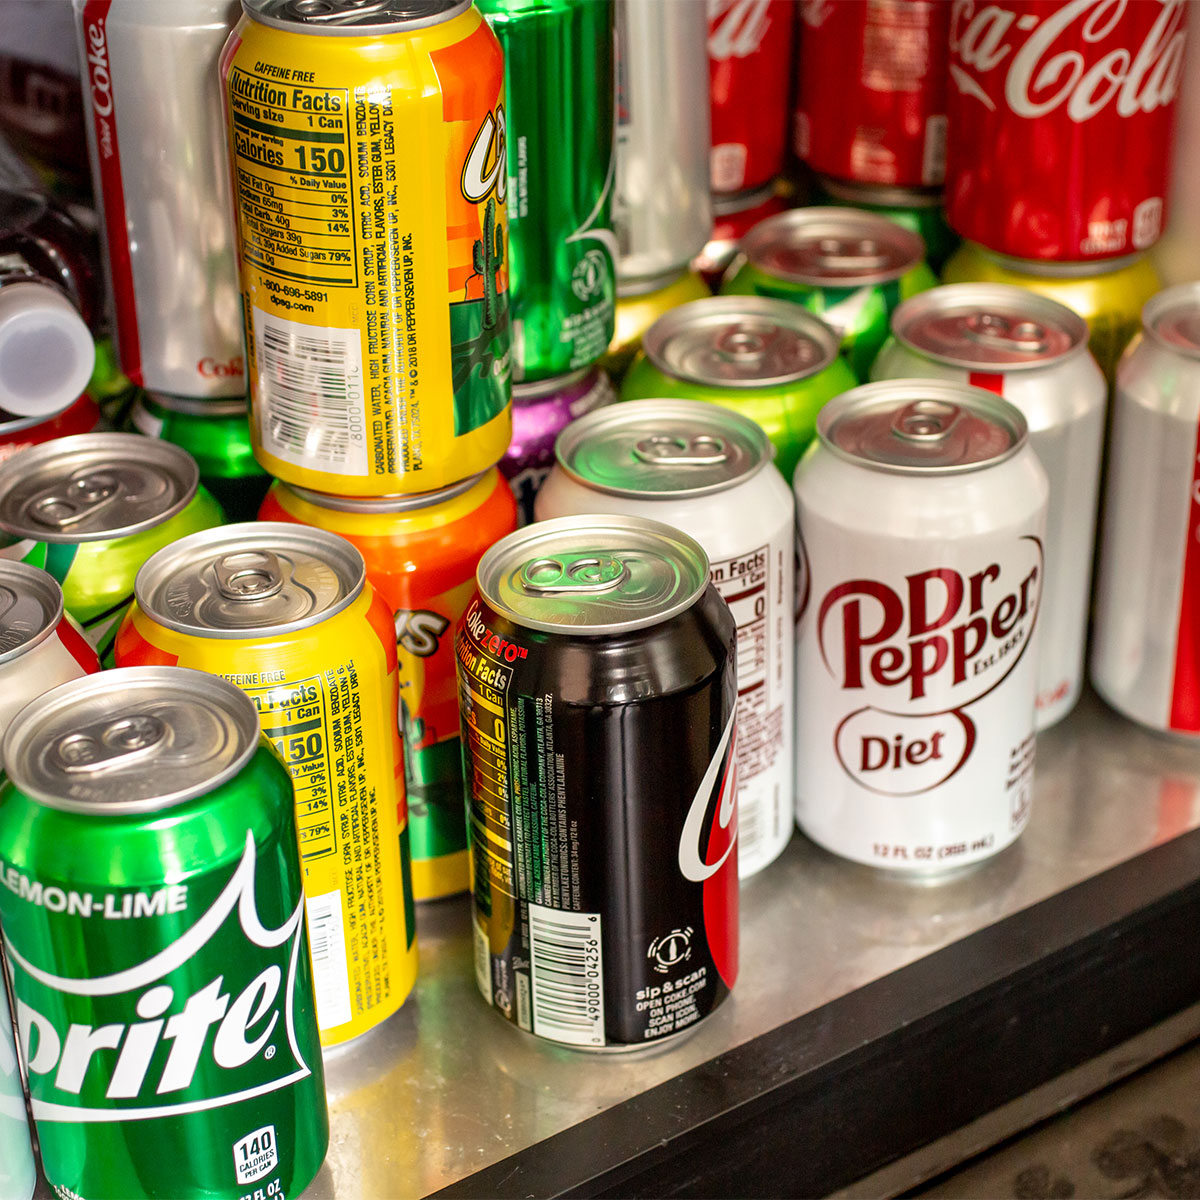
[242,0,471,32]
[713,184,778,219]
[0,560,63,666]
[891,284,1088,369]
[136,522,364,638]
[643,296,839,388]
[817,380,1028,475]
[477,514,710,635]
[0,433,199,542]
[817,177,943,211]
[1143,283,1200,360]
[284,471,485,513]
[741,207,925,287]
[2,667,262,814]
[143,392,250,419]
[973,243,1144,279]
[513,367,594,404]
[555,399,770,499]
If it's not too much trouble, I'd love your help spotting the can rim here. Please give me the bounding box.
[1141,282,1200,361]
[817,176,943,211]
[513,367,596,403]
[241,0,472,34]
[973,243,1146,279]
[281,470,488,513]
[0,560,63,666]
[617,267,694,299]
[0,393,95,437]
[713,184,779,219]
[142,392,250,419]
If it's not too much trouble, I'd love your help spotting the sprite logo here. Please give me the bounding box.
[5,833,313,1121]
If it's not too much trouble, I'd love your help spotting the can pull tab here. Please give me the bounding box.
[214,551,285,601]
[633,434,728,467]
[892,399,962,442]
[520,554,630,595]
[31,469,120,529]
[815,237,890,271]
[53,714,167,774]
[963,312,1049,355]
[714,322,773,361]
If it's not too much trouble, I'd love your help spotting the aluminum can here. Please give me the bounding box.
[457,515,737,1048]
[258,472,517,901]
[613,0,712,283]
[708,0,795,195]
[604,267,711,381]
[0,969,35,1200]
[536,401,792,877]
[0,667,329,1199]
[722,207,937,380]
[129,391,271,521]
[943,240,1162,381]
[794,380,1048,874]
[0,433,223,658]
[794,0,949,189]
[621,295,857,483]
[693,184,788,289]
[945,0,1188,263]
[114,523,417,1047]
[222,0,510,498]
[1091,284,1200,735]
[0,393,100,464]
[502,366,615,524]
[872,285,1105,729]
[479,0,616,384]
[74,0,246,397]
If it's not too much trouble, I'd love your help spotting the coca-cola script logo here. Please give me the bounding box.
[949,0,1187,120]
[708,0,774,58]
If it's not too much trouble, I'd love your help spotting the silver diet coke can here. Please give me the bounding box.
[872,284,1106,729]
[794,381,1048,874]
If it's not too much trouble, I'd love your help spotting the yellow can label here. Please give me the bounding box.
[222,8,511,494]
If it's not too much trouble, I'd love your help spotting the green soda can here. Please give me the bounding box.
[0,433,223,658]
[620,296,856,483]
[721,207,937,380]
[129,392,271,522]
[0,666,329,1200]
[477,0,616,383]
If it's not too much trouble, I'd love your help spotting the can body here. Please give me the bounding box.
[0,393,100,464]
[222,4,512,495]
[0,977,35,1200]
[605,268,711,380]
[74,0,246,396]
[795,0,949,188]
[945,0,1188,262]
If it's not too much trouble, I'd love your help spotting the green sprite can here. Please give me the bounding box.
[128,392,271,522]
[721,207,937,380]
[0,433,223,659]
[478,0,616,383]
[0,666,329,1200]
[620,296,856,482]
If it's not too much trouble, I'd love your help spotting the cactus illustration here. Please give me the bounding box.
[470,198,505,331]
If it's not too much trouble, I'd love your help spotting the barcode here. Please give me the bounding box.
[923,114,947,186]
[473,917,493,1005]
[253,307,368,475]
[739,789,762,861]
[529,902,605,1048]
[305,890,352,1031]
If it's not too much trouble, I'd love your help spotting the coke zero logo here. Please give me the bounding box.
[677,712,737,883]
[708,0,774,59]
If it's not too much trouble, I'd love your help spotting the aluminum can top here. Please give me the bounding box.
[242,0,470,33]
[135,522,365,638]
[817,177,943,211]
[554,398,771,501]
[0,433,199,543]
[144,392,250,418]
[2,666,260,814]
[891,284,1089,371]
[512,366,594,405]
[643,296,840,389]
[741,207,926,288]
[283,470,488,514]
[817,380,1028,476]
[477,514,710,635]
[1142,283,1200,361]
[0,560,63,666]
[713,184,778,220]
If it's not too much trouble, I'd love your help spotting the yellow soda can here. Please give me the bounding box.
[221,0,511,496]
[114,522,417,1049]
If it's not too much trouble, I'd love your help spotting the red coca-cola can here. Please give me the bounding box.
[708,0,796,194]
[793,0,950,189]
[946,0,1189,263]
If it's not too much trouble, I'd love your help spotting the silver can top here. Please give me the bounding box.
[135,523,364,638]
[512,366,594,404]
[282,471,486,514]
[142,392,250,419]
[1144,283,1200,361]
[890,284,1088,370]
[477,515,710,635]
[643,296,840,388]
[2,667,261,814]
[0,433,199,543]
[242,0,470,32]
[0,561,63,667]
[817,380,1028,475]
[741,207,925,288]
[555,399,771,499]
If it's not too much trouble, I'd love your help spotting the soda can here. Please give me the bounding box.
[722,207,937,380]
[457,515,737,1048]
[535,401,793,877]
[620,295,857,483]
[479,0,616,384]
[693,184,788,290]
[74,0,246,397]
[0,666,329,1199]
[258,473,517,901]
[942,240,1162,381]
[0,433,223,658]
[794,380,1048,874]
[222,0,511,497]
[129,391,271,521]
[708,0,795,195]
[613,0,712,283]
[0,967,35,1200]
[115,523,418,1047]
[794,0,949,189]
[501,366,615,524]
[872,285,1106,730]
[604,267,711,382]
[0,392,100,465]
